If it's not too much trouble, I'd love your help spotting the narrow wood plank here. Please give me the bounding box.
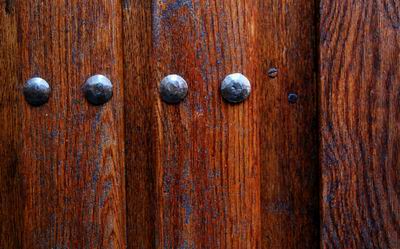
[258,1,320,248]
[153,1,261,248]
[124,1,261,248]
[320,0,400,248]
[122,1,157,248]
[14,1,126,248]
[0,2,23,248]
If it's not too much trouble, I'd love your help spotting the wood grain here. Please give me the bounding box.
[0,2,23,248]
[320,0,400,248]
[122,0,156,248]
[1,1,126,248]
[124,0,261,248]
[258,0,320,248]
[153,1,261,247]
[5,1,398,248]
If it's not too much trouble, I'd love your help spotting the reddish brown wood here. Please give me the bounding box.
[0,2,23,248]
[5,1,399,248]
[122,1,156,248]
[258,1,320,248]
[320,0,400,248]
[0,1,126,248]
[124,0,262,248]
[154,1,261,247]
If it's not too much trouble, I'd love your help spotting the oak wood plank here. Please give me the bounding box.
[258,1,320,248]
[320,0,400,248]
[124,1,261,248]
[10,1,126,248]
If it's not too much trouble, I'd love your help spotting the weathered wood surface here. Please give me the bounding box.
[320,0,400,248]
[0,2,22,248]
[122,1,156,248]
[3,0,399,248]
[1,1,126,248]
[258,0,320,248]
[124,0,261,248]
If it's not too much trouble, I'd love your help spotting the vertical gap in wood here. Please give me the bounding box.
[315,0,322,247]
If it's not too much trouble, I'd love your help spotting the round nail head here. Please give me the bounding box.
[159,74,188,104]
[83,75,113,105]
[288,93,298,104]
[23,77,51,106]
[221,73,251,103]
[268,68,278,78]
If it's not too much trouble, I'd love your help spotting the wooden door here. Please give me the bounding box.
[0,1,398,248]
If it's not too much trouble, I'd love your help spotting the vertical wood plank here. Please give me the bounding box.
[124,0,261,248]
[153,1,261,248]
[258,0,320,248]
[320,0,400,248]
[122,1,156,248]
[0,2,23,248]
[14,1,126,248]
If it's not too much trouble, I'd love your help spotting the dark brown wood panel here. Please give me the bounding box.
[122,0,156,248]
[124,0,262,248]
[258,0,320,248]
[2,1,127,248]
[0,2,22,248]
[320,0,400,248]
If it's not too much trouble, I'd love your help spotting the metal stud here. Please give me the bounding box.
[83,74,113,105]
[288,93,298,104]
[23,77,51,106]
[268,68,278,78]
[220,73,251,103]
[159,74,188,104]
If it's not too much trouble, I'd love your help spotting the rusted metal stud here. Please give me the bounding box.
[159,74,188,104]
[23,77,51,106]
[220,73,251,103]
[82,74,113,105]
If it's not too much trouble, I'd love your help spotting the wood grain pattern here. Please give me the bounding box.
[124,0,261,248]
[4,0,399,248]
[320,0,400,248]
[1,1,126,248]
[258,0,320,248]
[153,1,261,248]
[122,0,156,248]
[0,2,22,248]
